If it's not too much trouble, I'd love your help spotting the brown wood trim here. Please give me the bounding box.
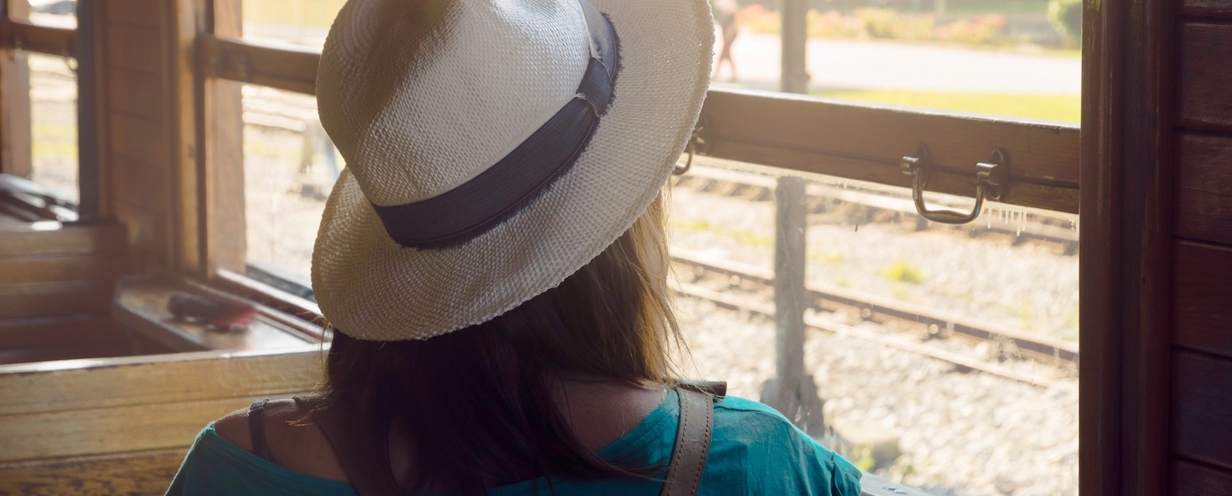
[201,1,245,276]
[1183,0,1232,19]
[0,448,184,496]
[199,35,319,96]
[1081,0,1178,492]
[0,2,31,179]
[1177,23,1232,133]
[209,268,325,332]
[0,20,75,57]
[198,37,1081,213]
[167,0,205,275]
[1175,133,1232,245]
[1171,350,1232,472]
[1174,241,1232,360]
[1171,458,1232,495]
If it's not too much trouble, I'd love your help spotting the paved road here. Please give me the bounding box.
[714,32,1081,95]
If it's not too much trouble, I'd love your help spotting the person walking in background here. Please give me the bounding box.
[713,0,740,81]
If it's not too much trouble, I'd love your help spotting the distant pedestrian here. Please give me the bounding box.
[713,0,740,81]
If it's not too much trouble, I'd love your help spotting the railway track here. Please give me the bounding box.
[670,250,1078,388]
[671,164,1080,255]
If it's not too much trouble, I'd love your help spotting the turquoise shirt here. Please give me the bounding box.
[166,392,862,495]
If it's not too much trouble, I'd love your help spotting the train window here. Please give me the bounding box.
[242,0,344,49]
[715,0,1080,123]
[27,0,76,28]
[27,52,78,203]
[198,4,1081,494]
[671,157,1078,494]
[240,83,336,281]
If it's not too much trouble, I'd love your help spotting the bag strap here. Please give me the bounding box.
[247,399,272,461]
[294,396,404,496]
[659,380,725,496]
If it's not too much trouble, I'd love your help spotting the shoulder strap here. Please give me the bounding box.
[248,399,272,461]
[660,381,725,496]
[294,396,404,496]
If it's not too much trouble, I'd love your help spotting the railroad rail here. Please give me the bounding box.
[672,164,1080,254]
[671,249,1078,388]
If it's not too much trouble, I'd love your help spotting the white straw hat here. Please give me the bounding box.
[312,0,714,341]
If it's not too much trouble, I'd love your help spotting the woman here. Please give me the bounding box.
[167,0,861,494]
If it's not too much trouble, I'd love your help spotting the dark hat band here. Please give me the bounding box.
[370,6,619,249]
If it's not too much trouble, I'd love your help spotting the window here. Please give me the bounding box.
[28,52,78,203]
[714,0,1080,123]
[197,2,1081,494]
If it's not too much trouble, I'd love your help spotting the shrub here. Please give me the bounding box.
[935,15,1007,46]
[856,8,935,41]
[1047,0,1082,46]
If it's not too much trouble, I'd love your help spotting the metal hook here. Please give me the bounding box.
[674,123,706,176]
[901,146,1009,225]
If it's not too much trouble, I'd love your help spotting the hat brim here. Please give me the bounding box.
[311,0,715,341]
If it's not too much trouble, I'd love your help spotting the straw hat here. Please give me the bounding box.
[312,0,714,341]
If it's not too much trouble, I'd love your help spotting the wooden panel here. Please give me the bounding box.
[0,316,122,349]
[0,349,320,416]
[0,349,320,461]
[108,158,171,212]
[700,89,1081,213]
[0,395,265,461]
[103,0,165,28]
[1184,0,1232,18]
[0,21,76,57]
[111,200,165,257]
[104,24,164,74]
[1175,241,1232,359]
[1178,23,1232,131]
[1172,459,1232,495]
[0,341,133,367]
[106,68,165,122]
[0,49,31,178]
[202,36,319,96]
[1172,351,1232,471]
[0,449,183,496]
[0,281,109,320]
[1176,133,1232,245]
[108,112,170,167]
[0,253,123,287]
[0,222,126,257]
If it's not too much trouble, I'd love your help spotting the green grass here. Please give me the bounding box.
[813,89,1080,123]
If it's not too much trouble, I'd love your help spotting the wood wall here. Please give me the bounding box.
[96,0,179,271]
[1171,1,1232,491]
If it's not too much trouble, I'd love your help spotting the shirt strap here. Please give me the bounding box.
[248,399,272,462]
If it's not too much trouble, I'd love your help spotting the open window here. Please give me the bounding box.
[187,1,1081,494]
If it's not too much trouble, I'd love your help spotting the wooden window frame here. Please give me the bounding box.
[185,4,1084,496]
[0,0,101,219]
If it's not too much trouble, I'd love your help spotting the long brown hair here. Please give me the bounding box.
[321,193,681,495]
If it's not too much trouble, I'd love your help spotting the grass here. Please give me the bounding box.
[883,261,926,284]
[813,89,1080,123]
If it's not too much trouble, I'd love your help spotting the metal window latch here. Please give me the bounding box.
[674,122,708,176]
[901,145,1010,225]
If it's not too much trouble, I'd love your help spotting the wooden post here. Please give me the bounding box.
[0,0,32,179]
[75,0,100,220]
[761,175,825,435]
[780,0,808,94]
[202,0,247,276]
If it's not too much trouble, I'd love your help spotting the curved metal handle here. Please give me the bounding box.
[901,147,1009,225]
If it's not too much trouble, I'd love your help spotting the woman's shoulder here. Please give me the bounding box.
[165,400,355,496]
[704,395,863,495]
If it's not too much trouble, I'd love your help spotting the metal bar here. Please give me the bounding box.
[760,175,825,434]
[74,0,98,221]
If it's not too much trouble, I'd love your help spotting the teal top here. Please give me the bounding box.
[166,392,862,495]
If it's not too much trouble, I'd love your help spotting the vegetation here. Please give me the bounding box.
[883,261,926,284]
[1047,0,1083,47]
[741,5,1009,47]
[813,89,1080,123]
